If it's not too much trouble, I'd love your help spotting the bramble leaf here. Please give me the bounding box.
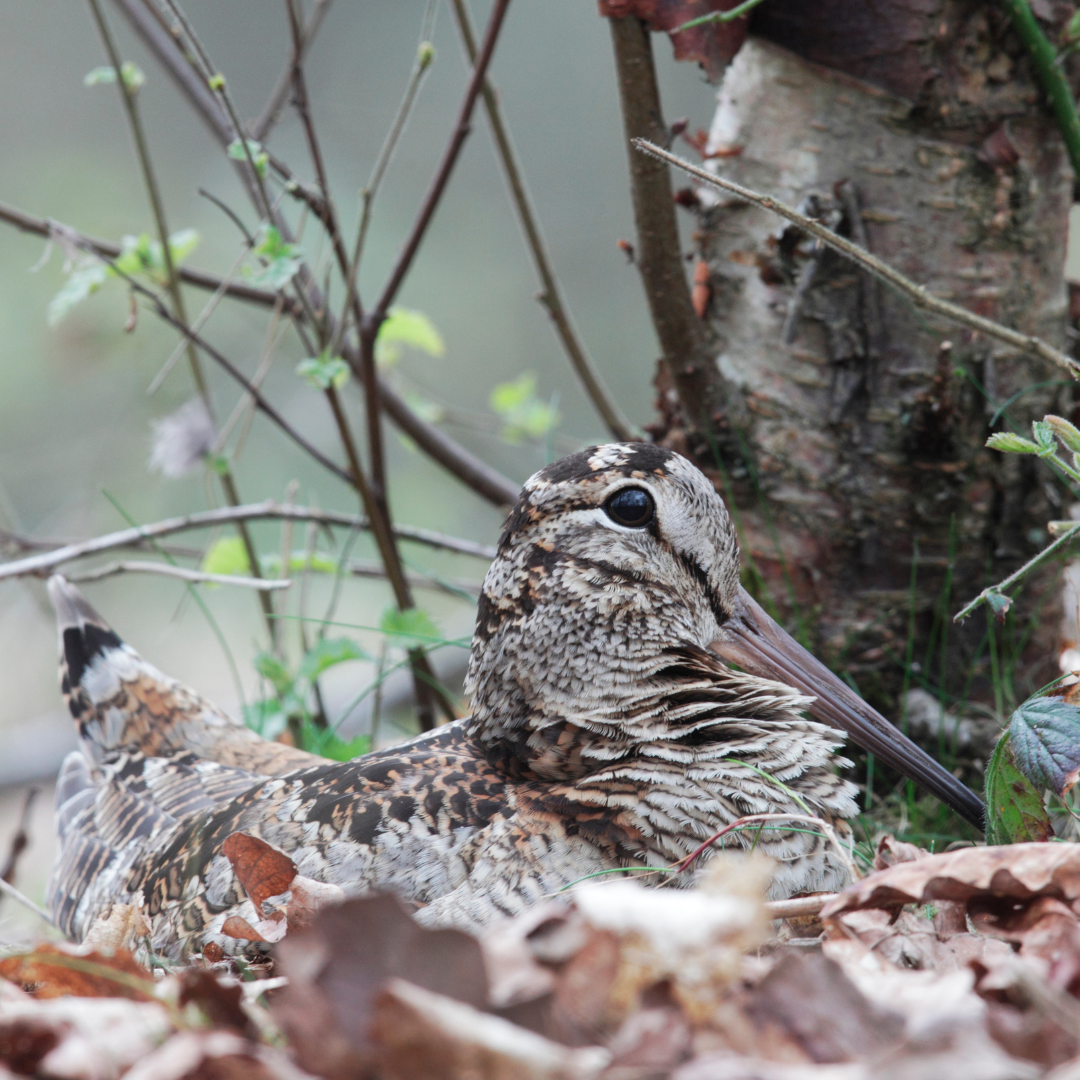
[296,720,371,761]
[375,307,445,367]
[1046,415,1080,453]
[984,589,1012,622]
[247,225,303,289]
[986,432,1040,455]
[984,730,1053,844]
[1008,695,1080,796]
[297,354,350,390]
[1032,420,1057,455]
[380,606,441,649]
[227,138,269,176]
[200,536,251,577]
[489,373,560,444]
[298,638,367,682]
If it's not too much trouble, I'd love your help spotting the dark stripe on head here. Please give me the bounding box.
[62,623,123,690]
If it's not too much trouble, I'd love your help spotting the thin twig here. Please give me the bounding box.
[0,877,54,927]
[450,0,635,442]
[634,139,1080,378]
[87,0,278,642]
[252,0,335,140]
[0,789,38,886]
[366,0,513,327]
[94,4,527,509]
[67,561,294,590]
[0,501,496,582]
[0,197,300,314]
[765,893,836,920]
[954,521,1080,621]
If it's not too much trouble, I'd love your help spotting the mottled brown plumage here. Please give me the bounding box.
[46,443,977,958]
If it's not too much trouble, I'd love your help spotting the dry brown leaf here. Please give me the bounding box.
[0,945,153,1001]
[120,1030,307,1080]
[177,969,255,1037]
[747,953,903,1064]
[272,894,491,1080]
[371,978,609,1080]
[0,979,171,1080]
[597,0,747,82]
[80,904,150,956]
[822,844,1080,919]
[222,833,298,918]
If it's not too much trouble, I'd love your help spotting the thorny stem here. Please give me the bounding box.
[324,387,448,729]
[450,0,636,442]
[676,0,770,32]
[954,522,1080,622]
[998,0,1080,182]
[636,140,1080,378]
[86,0,277,644]
[608,18,742,439]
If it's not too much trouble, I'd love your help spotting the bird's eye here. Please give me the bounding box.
[604,487,655,528]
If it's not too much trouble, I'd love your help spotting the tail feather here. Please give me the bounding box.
[46,575,317,774]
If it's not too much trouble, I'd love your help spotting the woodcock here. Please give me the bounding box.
[45,443,984,958]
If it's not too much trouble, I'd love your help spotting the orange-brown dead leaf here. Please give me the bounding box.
[0,945,153,1001]
[222,833,297,918]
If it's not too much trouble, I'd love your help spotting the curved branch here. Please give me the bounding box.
[0,501,497,583]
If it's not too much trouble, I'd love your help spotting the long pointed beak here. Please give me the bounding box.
[710,586,985,831]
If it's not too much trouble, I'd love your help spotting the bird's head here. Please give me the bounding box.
[464,442,985,829]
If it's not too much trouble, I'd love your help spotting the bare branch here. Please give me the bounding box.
[367,0,513,325]
[0,501,496,583]
[0,198,301,313]
[252,0,335,140]
[635,139,1080,380]
[68,561,294,589]
[451,0,636,442]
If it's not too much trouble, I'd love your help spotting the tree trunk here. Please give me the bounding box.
[655,2,1077,775]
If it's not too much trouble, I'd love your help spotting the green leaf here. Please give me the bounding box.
[298,637,368,682]
[254,651,294,697]
[227,138,269,176]
[84,62,145,92]
[986,432,1041,455]
[490,374,560,444]
[1032,420,1057,455]
[375,307,445,367]
[296,720,371,762]
[286,552,338,574]
[297,354,350,390]
[200,536,251,577]
[985,729,1053,844]
[984,589,1012,622]
[246,225,303,289]
[1008,695,1080,796]
[379,606,442,649]
[47,262,109,326]
[1066,8,1080,43]
[243,698,289,740]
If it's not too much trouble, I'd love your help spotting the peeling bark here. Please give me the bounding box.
[661,6,1077,730]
